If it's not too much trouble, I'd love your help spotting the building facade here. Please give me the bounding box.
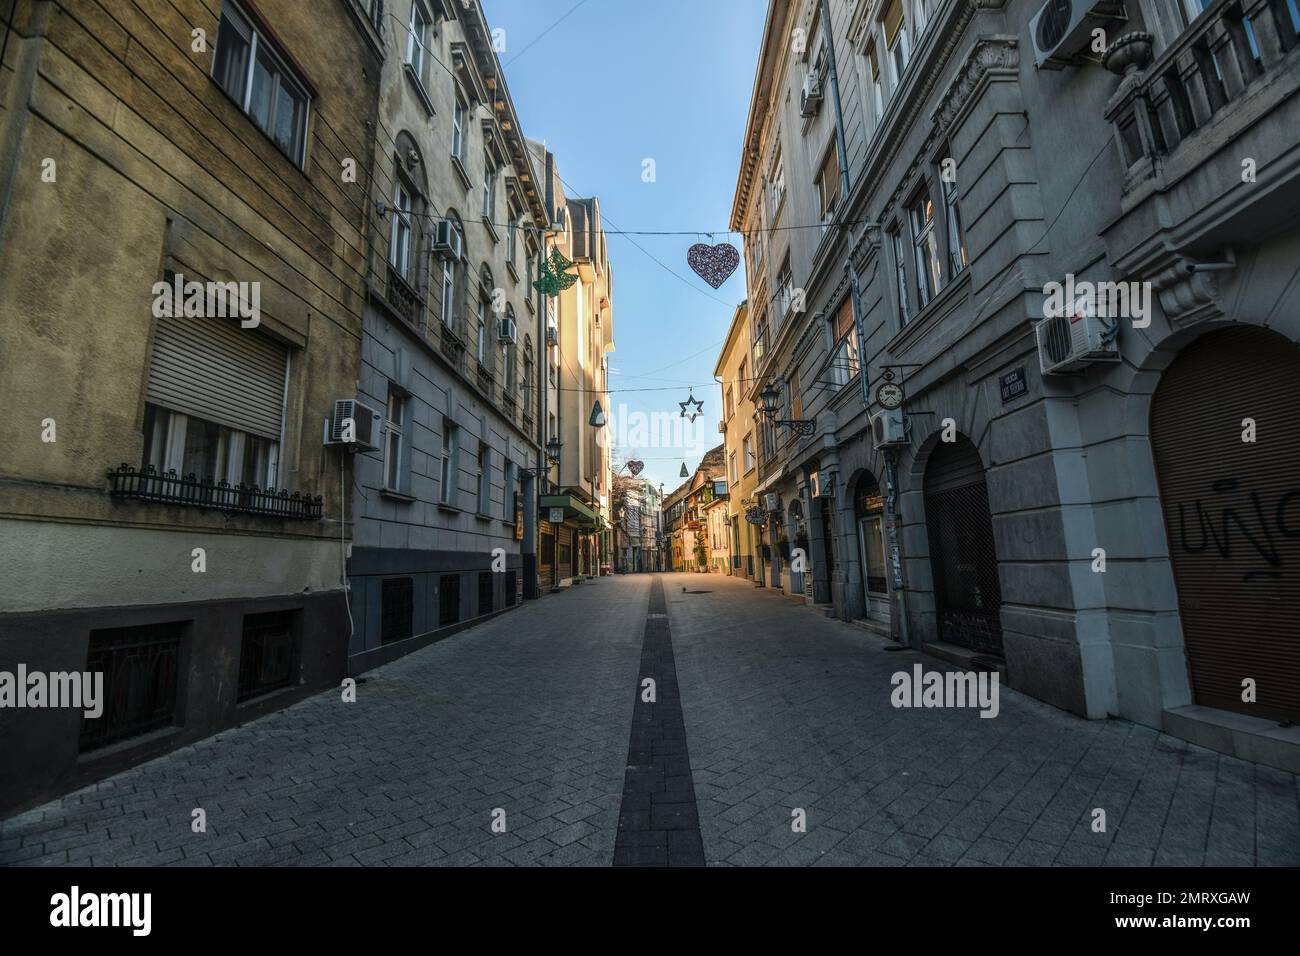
[733,0,1300,769]
[0,0,381,811]
[536,156,616,588]
[716,300,762,581]
[346,0,551,672]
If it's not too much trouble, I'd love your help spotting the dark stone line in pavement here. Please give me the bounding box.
[612,577,705,867]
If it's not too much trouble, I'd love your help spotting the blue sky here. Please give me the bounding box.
[481,0,767,494]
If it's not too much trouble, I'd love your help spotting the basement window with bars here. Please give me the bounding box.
[79,622,184,753]
[381,577,414,645]
[211,0,311,167]
[237,610,299,702]
[439,574,461,626]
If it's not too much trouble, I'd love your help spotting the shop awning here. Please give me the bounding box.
[541,494,601,530]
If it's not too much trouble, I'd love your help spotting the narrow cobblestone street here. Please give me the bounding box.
[3,574,1298,867]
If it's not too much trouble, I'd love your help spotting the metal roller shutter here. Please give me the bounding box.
[1150,326,1300,723]
[146,316,288,439]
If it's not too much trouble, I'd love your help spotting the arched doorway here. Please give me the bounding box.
[923,436,1004,656]
[854,472,889,618]
[1151,326,1300,723]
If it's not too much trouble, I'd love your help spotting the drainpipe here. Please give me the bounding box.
[884,449,911,648]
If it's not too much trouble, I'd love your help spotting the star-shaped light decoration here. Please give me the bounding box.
[679,390,704,422]
[532,249,578,298]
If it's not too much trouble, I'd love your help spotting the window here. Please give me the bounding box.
[504,461,517,521]
[440,419,458,505]
[866,38,884,116]
[385,386,406,492]
[143,404,279,491]
[883,0,909,83]
[237,610,298,702]
[482,155,497,220]
[391,180,413,278]
[507,216,518,266]
[941,167,968,277]
[381,577,413,645]
[768,154,786,219]
[892,228,911,325]
[909,190,941,308]
[439,574,460,626]
[504,306,518,393]
[829,297,861,389]
[817,143,841,221]
[212,1,310,166]
[79,623,182,753]
[406,2,430,81]
[776,265,794,320]
[743,432,755,472]
[478,441,491,514]
[729,451,737,484]
[523,342,535,417]
[477,266,493,365]
[754,315,768,363]
[452,96,466,160]
[725,387,735,419]
[441,257,456,325]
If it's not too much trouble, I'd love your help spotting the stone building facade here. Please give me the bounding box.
[0,0,381,811]
[733,0,1300,770]
[346,0,551,671]
[716,301,763,582]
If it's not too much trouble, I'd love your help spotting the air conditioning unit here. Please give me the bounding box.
[1035,308,1120,374]
[1028,0,1125,69]
[799,72,823,117]
[433,219,462,260]
[545,326,559,347]
[763,492,781,513]
[328,399,382,451]
[497,316,518,343]
[871,409,909,449]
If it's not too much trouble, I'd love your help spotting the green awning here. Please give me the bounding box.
[541,494,600,529]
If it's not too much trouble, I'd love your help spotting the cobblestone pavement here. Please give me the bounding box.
[669,577,1300,867]
[4,573,1298,866]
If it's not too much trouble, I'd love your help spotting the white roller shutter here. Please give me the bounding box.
[146,316,288,439]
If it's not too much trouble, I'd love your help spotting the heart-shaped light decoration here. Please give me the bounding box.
[687,242,739,289]
[627,459,645,477]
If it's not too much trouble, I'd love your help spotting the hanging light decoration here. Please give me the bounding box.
[679,461,689,478]
[686,241,740,289]
[589,399,606,427]
[679,390,704,422]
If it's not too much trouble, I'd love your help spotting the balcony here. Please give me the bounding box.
[475,360,494,395]
[107,464,323,520]
[386,263,423,328]
[1102,0,1300,312]
[438,318,467,366]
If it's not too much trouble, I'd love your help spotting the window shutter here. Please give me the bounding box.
[835,296,854,340]
[146,315,288,440]
[883,0,905,47]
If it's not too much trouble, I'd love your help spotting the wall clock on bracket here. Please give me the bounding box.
[875,381,904,410]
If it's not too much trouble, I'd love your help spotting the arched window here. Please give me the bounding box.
[504,304,518,393]
[477,265,494,366]
[439,211,464,330]
[390,134,428,297]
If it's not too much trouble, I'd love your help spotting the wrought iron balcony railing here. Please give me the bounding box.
[107,464,323,520]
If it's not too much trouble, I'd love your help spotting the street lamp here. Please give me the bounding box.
[521,436,563,479]
[758,378,816,437]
